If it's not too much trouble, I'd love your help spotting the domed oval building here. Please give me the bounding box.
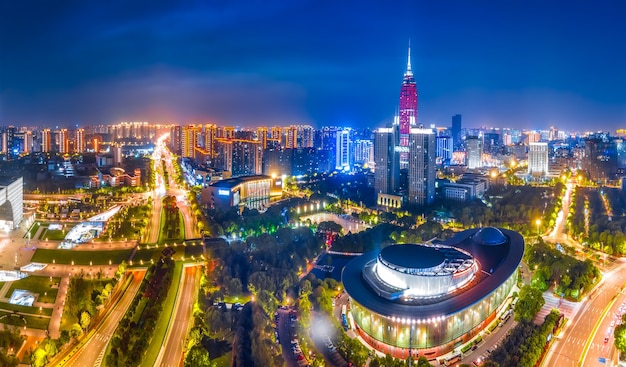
[342,227,523,359]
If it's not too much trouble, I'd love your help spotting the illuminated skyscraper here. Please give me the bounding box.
[41,129,51,153]
[466,136,483,169]
[374,127,400,195]
[408,128,436,206]
[205,124,216,157]
[23,131,33,153]
[58,129,69,153]
[528,142,548,176]
[181,125,198,159]
[395,44,418,168]
[75,128,85,153]
[335,128,351,171]
[256,127,268,149]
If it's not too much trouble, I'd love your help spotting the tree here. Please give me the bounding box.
[514,285,545,322]
[80,311,91,332]
[615,323,626,354]
[184,344,214,367]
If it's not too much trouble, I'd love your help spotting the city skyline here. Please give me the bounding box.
[1,1,625,130]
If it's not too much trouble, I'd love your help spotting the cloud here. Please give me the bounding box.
[0,67,311,126]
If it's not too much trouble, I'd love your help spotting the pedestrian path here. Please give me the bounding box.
[534,291,580,324]
[0,282,11,299]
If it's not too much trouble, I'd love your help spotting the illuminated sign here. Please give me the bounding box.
[275,180,282,186]
[218,189,230,196]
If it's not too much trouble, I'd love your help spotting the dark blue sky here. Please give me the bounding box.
[0,1,625,131]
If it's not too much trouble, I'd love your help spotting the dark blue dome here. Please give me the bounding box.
[473,227,507,246]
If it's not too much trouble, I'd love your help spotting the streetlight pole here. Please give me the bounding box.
[536,219,541,237]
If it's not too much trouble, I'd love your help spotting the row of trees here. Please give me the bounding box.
[30,264,126,367]
[105,257,175,367]
[488,310,561,367]
[443,184,562,235]
[569,187,626,255]
[162,195,182,240]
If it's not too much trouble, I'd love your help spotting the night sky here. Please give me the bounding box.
[1,1,625,130]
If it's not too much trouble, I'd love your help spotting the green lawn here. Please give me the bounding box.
[130,248,161,264]
[213,352,232,367]
[184,243,204,258]
[140,261,183,367]
[31,248,133,265]
[25,222,41,239]
[0,310,50,329]
[0,302,54,316]
[7,276,60,304]
[41,229,68,241]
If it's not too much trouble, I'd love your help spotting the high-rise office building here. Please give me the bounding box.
[75,128,85,153]
[374,127,400,195]
[335,128,351,171]
[466,136,483,169]
[408,128,436,206]
[528,142,549,176]
[41,129,51,153]
[354,139,374,166]
[451,114,462,150]
[436,136,453,165]
[583,134,618,181]
[396,45,418,168]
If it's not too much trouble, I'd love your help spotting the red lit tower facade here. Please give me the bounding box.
[397,44,418,168]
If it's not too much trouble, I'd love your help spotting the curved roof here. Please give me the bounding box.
[342,227,524,318]
[379,244,445,270]
[473,227,507,246]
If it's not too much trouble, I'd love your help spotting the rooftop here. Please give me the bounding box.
[209,175,272,189]
[379,244,445,270]
[342,227,524,318]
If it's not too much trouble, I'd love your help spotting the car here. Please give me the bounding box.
[474,357,484,366]
[604,336,610,343]
[611,320,616,327]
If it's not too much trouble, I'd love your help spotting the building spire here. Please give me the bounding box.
[405,39,413,76]
[407,39,412,71]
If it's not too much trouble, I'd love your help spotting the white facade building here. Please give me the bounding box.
[528,142,549,176]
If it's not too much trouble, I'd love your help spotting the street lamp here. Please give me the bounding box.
[535,219,541,236]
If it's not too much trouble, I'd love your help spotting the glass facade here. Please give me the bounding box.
[350,268,517,352]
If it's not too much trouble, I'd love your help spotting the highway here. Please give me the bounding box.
[156,265,199,367]
[52,270,145,367]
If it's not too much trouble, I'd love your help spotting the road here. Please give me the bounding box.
[544,262,626,367]
[157,265,199,367]
[52,270,145,367]
[277,307,299,367]
[542,178,626,366]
